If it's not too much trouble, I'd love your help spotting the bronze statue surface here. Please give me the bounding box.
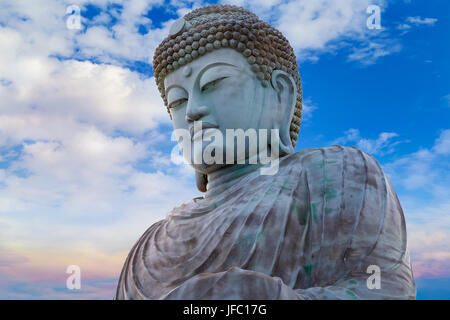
[116,4,415,300]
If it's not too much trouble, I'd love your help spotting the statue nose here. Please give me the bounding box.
[185,105,210,122]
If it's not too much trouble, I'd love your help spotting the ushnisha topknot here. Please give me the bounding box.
[153,4,302,147]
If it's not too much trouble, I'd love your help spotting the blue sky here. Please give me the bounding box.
[0,0,449,299]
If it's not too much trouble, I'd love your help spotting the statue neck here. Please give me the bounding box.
[204,145,285,197]
[205,162,262,197]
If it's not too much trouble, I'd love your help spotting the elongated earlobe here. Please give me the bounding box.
[270,70,297,155]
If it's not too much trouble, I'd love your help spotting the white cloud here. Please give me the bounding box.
[300,99,317,123]
[406,16,438,26]
[378,129,450,277]
[434,129,450,155]
[347,40,402,64]
[407,211,450,278]
[1,0,406,69]
[276,0,383,51]
[445,94,450,107]
[0,0,172,66]
[397,16,438,33]
[331,128,403,155]
[222,0,390,63]
[383,129,450,193]
[0,60,168,140]
[0,0,201,287]
[397,23,411,30]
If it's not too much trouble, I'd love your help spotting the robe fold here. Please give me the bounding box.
[115,145,416,300]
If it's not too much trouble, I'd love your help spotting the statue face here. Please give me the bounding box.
[164,48,295,174]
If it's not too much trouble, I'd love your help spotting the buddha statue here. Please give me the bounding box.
[115,4,416,300]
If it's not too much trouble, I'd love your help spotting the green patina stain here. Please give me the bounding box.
[312,159,336,170]
[310,202,319,222]
[236,234,253,248]
[236,230,267,249]
[302,264,316,277]
[281,178,295,191]
[325,187,337,201]
[255,230,266,241]
[322,176,335,184]
[346,289,358,299]
[311,160,326,169]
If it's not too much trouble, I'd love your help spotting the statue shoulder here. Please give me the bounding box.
[285,145,397,219]
[115,219,166,299]
[286,146,409,272]
[287,145,386,180]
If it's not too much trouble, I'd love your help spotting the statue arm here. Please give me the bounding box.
[160,267,302,300]
[291,153,415,300]
[291,155,416,300]
[161,245,415,300]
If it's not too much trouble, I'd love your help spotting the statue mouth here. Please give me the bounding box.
[190,122,219,141]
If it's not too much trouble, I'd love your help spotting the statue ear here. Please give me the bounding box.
[270,70,297,155]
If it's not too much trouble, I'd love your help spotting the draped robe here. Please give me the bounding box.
[115,146,416,299]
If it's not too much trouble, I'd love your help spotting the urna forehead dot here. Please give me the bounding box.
[182,66,192,77]
[169,18,186,37]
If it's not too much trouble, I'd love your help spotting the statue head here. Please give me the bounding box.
[153,5,302,190]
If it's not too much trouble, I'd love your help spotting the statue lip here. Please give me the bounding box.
[190,122,219,141]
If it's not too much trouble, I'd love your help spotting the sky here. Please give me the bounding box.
[0,0,449,299]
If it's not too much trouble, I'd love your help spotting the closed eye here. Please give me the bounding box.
[200,77,228,93]
[169,98,187,109]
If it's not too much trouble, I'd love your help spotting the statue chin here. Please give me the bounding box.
[192,162,225,193]
[187,149,269,175]
[190,162,225,175]
[186,142,253,175]
[186,144,227,174]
